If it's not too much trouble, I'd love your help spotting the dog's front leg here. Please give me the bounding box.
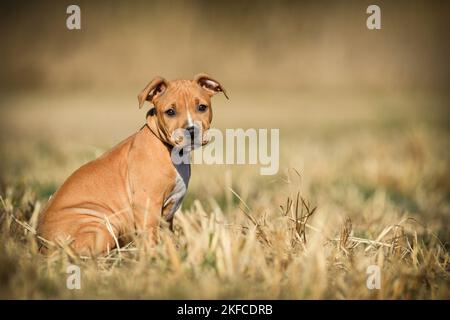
[131,195,164,246]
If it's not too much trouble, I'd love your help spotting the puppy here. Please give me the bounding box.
[37,73,228,255]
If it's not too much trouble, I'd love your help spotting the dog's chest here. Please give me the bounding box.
[163,162,190,220]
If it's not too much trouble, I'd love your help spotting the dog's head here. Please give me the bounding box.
[138,73,228,148]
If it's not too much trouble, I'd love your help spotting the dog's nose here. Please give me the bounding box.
[186,126,195,139]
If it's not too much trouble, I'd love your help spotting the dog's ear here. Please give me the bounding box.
[194,73,229,99]
[138,76,169,108]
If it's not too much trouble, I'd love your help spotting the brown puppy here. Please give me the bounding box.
[37,73,228,255]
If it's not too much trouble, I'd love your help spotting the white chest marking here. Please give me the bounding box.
[163,162,190,220]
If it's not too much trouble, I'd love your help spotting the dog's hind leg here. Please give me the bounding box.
[71,222,117,256]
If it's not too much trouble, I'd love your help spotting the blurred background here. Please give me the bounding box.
[0,0,449,91]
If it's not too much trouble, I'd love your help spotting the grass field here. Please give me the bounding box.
[0,88,448,299]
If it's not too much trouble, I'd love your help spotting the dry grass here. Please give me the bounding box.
[0,89,449,299]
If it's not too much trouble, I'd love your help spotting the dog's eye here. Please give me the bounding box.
[197,104,208,112]
[165,108,176,117]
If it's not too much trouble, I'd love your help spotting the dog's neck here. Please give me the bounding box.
[142,123,173,150]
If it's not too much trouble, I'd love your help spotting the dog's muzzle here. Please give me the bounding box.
[172,125,207,149]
